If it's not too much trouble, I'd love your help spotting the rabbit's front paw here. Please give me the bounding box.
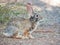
[29,34,34,39]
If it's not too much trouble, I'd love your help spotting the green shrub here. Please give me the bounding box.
[0,3,28,24]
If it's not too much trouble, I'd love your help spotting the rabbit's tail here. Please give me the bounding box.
[3,32,13,37]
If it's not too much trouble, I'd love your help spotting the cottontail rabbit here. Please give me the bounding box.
[3,3,41,39]
[3,17,35,39]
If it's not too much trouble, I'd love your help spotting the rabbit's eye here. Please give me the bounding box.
[35,15,38,18]
[36,15,38,17]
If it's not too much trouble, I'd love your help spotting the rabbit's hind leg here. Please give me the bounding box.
[14,33,23,39]
[23,29,30,39]
[23,28,34,39]
[11,31,22,39]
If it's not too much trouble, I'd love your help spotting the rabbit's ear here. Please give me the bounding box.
[26,3,33,13]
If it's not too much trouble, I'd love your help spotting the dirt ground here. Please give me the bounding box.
[0,25,60,45]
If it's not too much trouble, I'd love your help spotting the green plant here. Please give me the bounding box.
[0,3,28,24]
[0,5,11,23]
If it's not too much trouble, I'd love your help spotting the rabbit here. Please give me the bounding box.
[3,17,36,39]
[3,3,42,39]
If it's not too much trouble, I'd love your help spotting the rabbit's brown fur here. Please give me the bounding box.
[9,18,35,39]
